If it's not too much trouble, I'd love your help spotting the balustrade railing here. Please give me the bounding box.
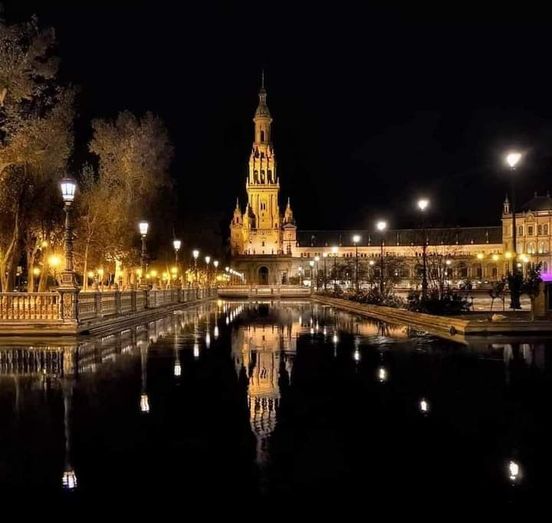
[0,292,60,320]
[0,287,215,323]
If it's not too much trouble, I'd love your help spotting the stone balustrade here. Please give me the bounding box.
[0,287,215,325]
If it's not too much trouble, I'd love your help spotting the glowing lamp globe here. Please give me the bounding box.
[376,221,387,232]
[353,234,361,244]
[173,239,181,251]
[506,152,522,168]
[205,256,211,264]
[193,249,199,260]
[59,177,77,203]
[213,260,219,268]
[417,198,429,211]
[139,221,149,236]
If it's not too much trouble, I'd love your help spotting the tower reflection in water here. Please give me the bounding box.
[232,303,298,465]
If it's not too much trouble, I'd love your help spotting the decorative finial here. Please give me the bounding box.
[261,69,265,89]
[236,197,239,209]
[287,196,291,207]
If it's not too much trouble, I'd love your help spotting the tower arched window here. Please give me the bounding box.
[260,130,265,141]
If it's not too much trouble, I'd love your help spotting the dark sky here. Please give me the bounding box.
[5,1,552,254]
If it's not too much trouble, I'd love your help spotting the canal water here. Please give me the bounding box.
[0,300,550,513]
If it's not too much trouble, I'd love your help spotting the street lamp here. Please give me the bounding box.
[192,249,199,289]
[322,253,328,291]
[331,246,338,287]
[314,255,320,291]
[352,234,361,292]
[417,198,430,299]
[309,260,315,289]
[376,220,387,294]
[205,256,211,288]
[139,221,149,286]
[213,260,219,287]
[59,177,77,287]
[506,151,522,309]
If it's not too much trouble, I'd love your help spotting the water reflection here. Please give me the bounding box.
[0,300,551,506]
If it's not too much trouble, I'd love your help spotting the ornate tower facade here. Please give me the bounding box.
[230,75,297,257]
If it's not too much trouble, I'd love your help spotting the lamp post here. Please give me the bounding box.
[376,220,387,294]
[139,221,149,286]
[59,177,77,288]
[331,246,338,287]
[173,239,181,288]
[417,198,429,299]
[352,234,361,292]
[192,249,199,290]
[205,256,211,288]
[314,255,320,291]
[322,253,328,291]
[309,260,315,289]
[213,260,219,288]
[506,151,522,309]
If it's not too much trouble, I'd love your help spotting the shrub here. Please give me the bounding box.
[407,290,470,315]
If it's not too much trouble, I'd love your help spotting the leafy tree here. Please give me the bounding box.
[0,16,73,290]
[521,262,542,321]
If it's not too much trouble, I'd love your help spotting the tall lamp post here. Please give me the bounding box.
[506,151,522,309]
[314,255,320,291]
[417,198,430,299]
[192,250,199,289]
[331,246,338,287]
[205,256,211,288]
[322,253,328,291]
[173,239,181,287]
[376,220,387,294]
[213,260,219,287]
[139,221,149,286]
[59,178,78,288]
[309,260,315,290]
[352,234,361,292]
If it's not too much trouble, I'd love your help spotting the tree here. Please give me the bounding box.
[86,111,173,285]
[0,16,73,290]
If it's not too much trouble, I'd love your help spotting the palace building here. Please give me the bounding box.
[230,79,552,286]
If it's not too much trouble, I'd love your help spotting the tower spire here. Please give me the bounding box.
[261,69,265,89]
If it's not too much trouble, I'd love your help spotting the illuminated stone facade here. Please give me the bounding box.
[230,81,552,285]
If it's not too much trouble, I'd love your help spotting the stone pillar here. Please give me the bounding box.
[59,288,79,322]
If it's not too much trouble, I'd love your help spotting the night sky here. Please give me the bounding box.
[5,1,552,254]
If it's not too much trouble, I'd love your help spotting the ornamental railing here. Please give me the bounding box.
[0,287,216,323]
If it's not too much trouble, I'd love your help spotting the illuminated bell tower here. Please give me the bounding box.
[245,73,282,254]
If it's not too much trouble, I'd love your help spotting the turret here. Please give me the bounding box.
[283,197,294,224]
[503,194,510,215]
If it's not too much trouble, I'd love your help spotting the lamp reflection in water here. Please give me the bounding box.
[62,377,77,490]
[139,341,150,413]
[353,336,361,363]
[419,398,430,414]
[508,460,521,483]
[174,333,181,377]
[377,366,388,383]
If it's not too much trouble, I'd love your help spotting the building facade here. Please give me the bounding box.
[230,80,552,286]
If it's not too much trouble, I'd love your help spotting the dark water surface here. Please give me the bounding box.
[0,300,551,513]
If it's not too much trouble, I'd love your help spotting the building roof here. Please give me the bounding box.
[297,226,503,248]
[520,194,552,212]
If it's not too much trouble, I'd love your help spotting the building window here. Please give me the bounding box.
[546,224,550,236]
[528,225,534,236]
[518,225,524,236]
[492,266,498,278]
[538,224,543,235]
[260,130,265,141]
[262,241,265,247]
